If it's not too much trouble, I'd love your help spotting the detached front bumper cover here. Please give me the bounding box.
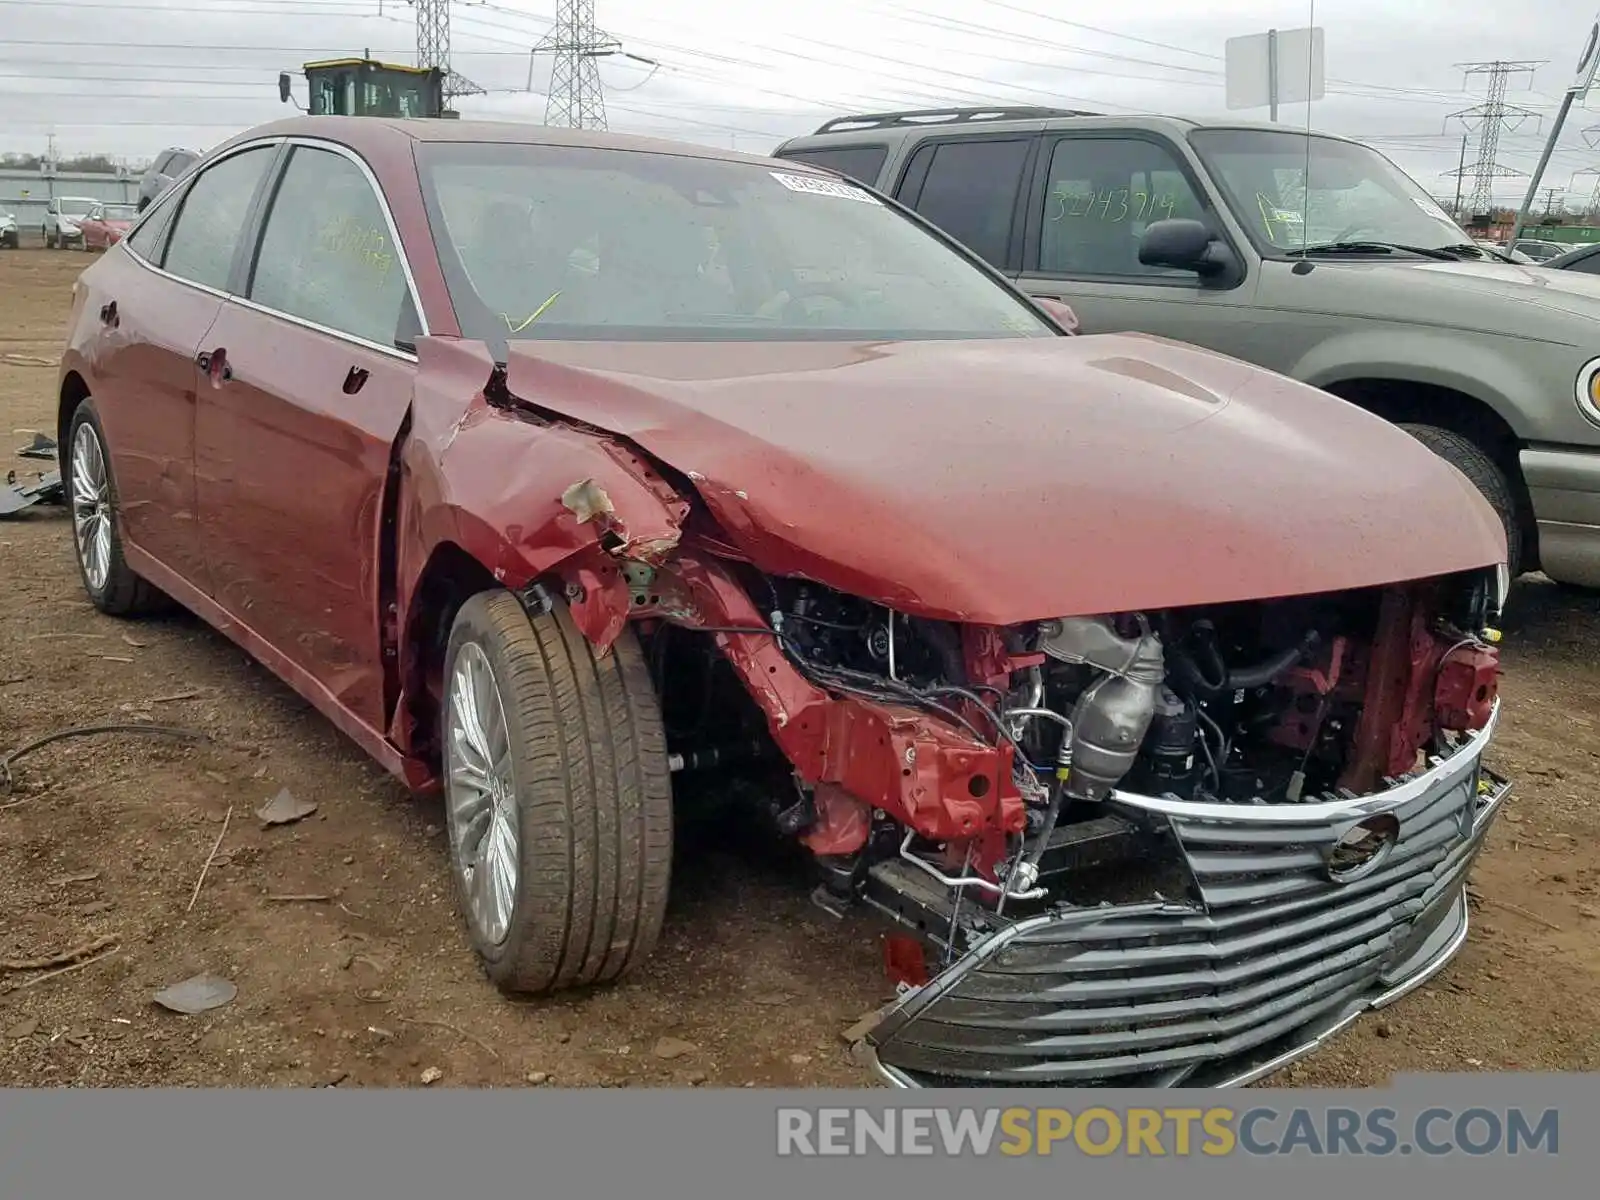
[856,700,1510,1088]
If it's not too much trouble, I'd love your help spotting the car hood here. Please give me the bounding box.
[1292,256,1600,339]
[504,334,1505,623]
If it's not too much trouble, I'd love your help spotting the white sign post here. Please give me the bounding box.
[1225,27,1326,121]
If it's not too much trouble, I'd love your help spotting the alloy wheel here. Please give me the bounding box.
[70,420,113,593]
[444,641,520,946]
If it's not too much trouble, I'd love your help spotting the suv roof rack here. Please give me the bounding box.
[811,106,1098,134]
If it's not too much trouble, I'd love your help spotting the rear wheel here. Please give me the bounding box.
[65,401,165,616]
[1399,422,1522,580]
[441,591,673,996]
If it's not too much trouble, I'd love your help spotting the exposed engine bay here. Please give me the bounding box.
[641,561,1506,951]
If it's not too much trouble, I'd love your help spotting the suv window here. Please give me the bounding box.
[777,145,888,185]
[248,145,411,348]
[161,146,274,290]
[900,138,1030,268]
[1035,137,1207,277]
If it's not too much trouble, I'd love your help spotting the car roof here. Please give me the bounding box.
[212,115,819,173]
[773,109,1369,153]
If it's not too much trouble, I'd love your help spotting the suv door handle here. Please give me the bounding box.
[195,347,232,383]
[98,300,118,327]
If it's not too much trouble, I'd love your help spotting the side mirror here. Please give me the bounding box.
[278,72,292,104]
[1138,218,1217,271]
[1033,296,1080,335]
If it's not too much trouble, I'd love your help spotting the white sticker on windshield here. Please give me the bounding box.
[1413,196,1450,220]
[769,171,881,204]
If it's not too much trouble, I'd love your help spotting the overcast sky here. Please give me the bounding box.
[3,0,1600,207]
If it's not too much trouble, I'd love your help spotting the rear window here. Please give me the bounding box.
[415,141,1053,355]
[773,144,888,185]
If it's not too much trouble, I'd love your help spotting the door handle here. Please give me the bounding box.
[195,347,232,384]
[98,300,118,327]
[342,365,370,395]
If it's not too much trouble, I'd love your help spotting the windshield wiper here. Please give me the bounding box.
[1437,242,1516,263]
[1284,240,1461,262]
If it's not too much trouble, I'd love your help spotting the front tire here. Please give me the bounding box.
[65,401,164,616]
[441,591,673,996]
[1399,422,1523,580]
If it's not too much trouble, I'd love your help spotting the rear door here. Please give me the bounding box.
[1014,132,1259,353]
[88,142,279,588]
[892,135,1037,276]
[194,139,423,731]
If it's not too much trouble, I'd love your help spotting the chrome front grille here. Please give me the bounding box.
[867,705,1508,1087]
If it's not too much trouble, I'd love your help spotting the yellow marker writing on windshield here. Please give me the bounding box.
[503,290,562,333]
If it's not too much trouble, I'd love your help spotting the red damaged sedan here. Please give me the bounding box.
[57,116,1511,1088]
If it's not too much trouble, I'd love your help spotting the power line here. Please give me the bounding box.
[1446,61,1545,214]
[534,0,619,129]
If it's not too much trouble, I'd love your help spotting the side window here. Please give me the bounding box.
[901,138,1030,268]
[1567,254,1600,275]
[1037,137,1208,277]
[247,145,411,349]
[162,146,275,291]
[776,145,888,185]
[126,193,178,261]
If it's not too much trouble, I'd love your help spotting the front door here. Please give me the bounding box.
[194,141,421,732]
[1014,133,1260,358]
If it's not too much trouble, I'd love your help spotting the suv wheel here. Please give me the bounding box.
[440,591,673,996]
[1399,423,1522,579]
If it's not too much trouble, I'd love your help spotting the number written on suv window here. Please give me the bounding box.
[1036,137,1208,277]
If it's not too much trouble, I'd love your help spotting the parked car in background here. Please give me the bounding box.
[1509,238,1565,262]
[776,107,1600,588]
[79,201,137,251]
[1544,242,1600,275]
[55,115,1510,1089]
[1472,239,1534,263]
[136,146,199,212]
[43,196,99,249]
[0,208,17,249]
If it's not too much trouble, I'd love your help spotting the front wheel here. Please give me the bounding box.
[441,591,673,996]
[1399,422,1523,580]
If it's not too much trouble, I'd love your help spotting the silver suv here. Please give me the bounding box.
[775,106,1600,588]
[136,147,199,213]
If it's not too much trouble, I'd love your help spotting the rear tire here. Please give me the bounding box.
[65,401,166,616]
[441,590,673,996]
[1399,422,1522,579]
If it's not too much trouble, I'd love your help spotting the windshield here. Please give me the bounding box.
[1189,129,1471,255]
[59,199,95,216]
[100,204,137,221]
[414,142,1055,352]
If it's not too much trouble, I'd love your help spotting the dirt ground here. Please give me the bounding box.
[2,248,1598,1089]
